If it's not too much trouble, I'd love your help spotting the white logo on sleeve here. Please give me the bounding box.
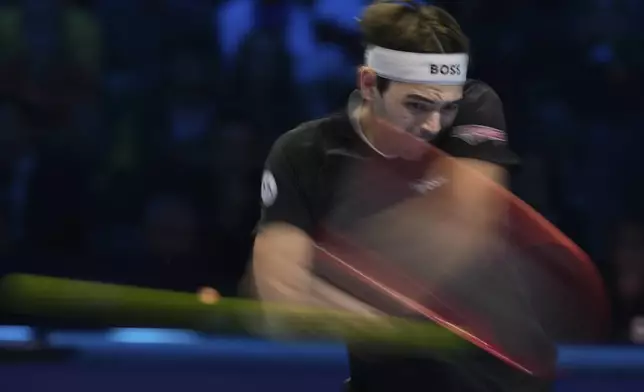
[409,177,448,194]
[451,125,507,145]
[261,170,278,207]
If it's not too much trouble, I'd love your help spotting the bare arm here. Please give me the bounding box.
[426,83,515,269]
[251,223,385,316]
[247,134,383,318]
[439,158,508,266]
[251,223,314,304]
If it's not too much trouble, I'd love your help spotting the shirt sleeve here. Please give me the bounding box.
[257,135,315,236]
[439,83,520,167]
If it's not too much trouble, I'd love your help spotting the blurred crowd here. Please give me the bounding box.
[0,0,642,341]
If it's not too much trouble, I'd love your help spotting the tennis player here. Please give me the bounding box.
[249,1,550,391]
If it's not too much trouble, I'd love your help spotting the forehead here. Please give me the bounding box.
[386,81,463,102]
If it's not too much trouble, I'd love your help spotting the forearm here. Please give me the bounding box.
[360,157,507,277]
[251,224,385,318]
[434,158,508,269]
[251,224,315,305]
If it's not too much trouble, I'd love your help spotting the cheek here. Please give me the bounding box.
[379,108,413,134]
[396,111,416,127]
[381,100,414,128]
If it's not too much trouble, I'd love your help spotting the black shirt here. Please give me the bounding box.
[257,80,548,391]
[259,80,518,235]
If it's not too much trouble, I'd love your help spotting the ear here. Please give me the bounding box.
[357,66,378,101]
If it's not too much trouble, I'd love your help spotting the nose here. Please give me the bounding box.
[423,111,442,132]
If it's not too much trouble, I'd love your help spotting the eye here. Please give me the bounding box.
[405,101,431,112]
[442,102,459,112]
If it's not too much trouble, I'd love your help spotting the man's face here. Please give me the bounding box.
[360,69,464,142]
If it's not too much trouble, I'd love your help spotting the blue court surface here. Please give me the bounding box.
[0,326,643,391]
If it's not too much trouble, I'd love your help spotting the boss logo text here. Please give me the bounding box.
[429,64,461,76]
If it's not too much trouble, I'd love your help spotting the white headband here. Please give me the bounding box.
[365,46,468,85]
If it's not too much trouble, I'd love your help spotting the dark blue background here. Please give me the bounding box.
[0,0,643,389]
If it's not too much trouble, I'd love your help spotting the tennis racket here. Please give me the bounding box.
[312,111,609,378]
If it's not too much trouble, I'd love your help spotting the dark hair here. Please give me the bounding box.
[359,0,469,93]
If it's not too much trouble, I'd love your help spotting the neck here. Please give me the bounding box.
[357,103,392,157]
[357,104,374,143]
